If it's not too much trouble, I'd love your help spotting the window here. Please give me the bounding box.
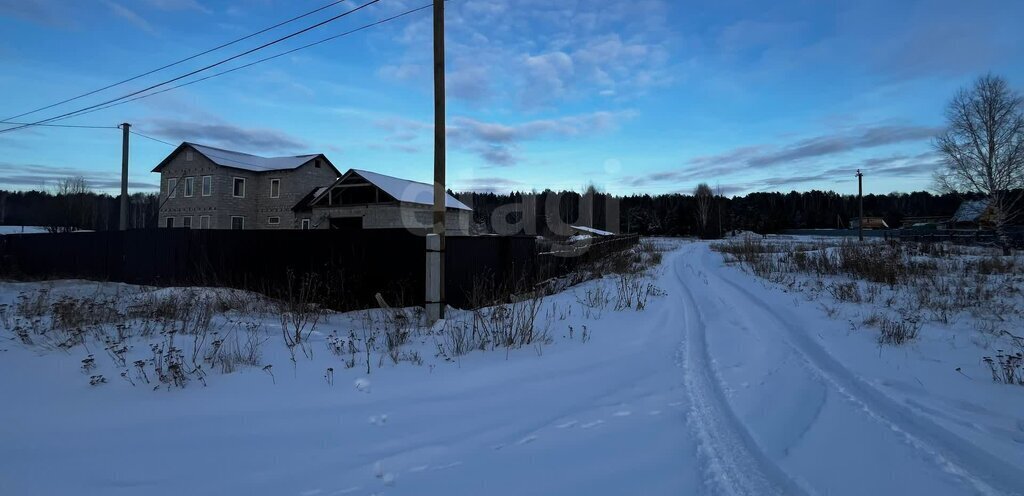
[199,215,211,229]
[233,177,246,198]
[230,216,245,230]
[301,218,311,230]
[201,176,212,196]
[314,159,321,168]
[181,216,192,229]
[184,177,194,197]
[185,150,194,162]
[167,178,177,199]
[164,217,174,228]
[268,216,280,225]
[270,178,280,198]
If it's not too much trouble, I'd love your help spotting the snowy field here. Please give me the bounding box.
[0,225,47,235]
[2,237,1023,495]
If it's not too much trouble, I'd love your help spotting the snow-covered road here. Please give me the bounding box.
[669,243,1024,496]
[2,240,1022,495]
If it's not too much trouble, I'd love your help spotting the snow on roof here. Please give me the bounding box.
[570,225,614,236]
[950,200,989,223]
[186,143,319,172]
[352,169,472,211]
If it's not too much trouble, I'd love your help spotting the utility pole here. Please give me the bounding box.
[426,0,446,322]
[119,122,130,231]
[856,169,864,242]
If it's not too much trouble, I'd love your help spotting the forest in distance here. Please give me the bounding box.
[0,185,983,237]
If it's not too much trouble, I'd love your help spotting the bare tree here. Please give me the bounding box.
[47,176,93,233]
[935,74,1024,253]
[694,183,713,238]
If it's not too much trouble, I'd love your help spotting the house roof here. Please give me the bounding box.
[950,200,990,223]
[152,142,339,174]
[308,169,471,211]
[570,225,614,236]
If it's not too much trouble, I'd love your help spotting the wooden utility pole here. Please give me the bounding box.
[119,122,130,231]
[429,0,446,320]
[856,169,864,241]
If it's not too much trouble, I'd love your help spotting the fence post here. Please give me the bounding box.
[425,233,442,323]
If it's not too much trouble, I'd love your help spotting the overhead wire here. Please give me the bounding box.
[2,0,354,122]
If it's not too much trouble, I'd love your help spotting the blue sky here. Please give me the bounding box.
[1,0,1022,196]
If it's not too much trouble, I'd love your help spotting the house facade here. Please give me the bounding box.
[153,143,472,233]
[295,169,473,234]
[153,143,341,229]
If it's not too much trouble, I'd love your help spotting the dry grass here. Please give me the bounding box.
[713,237,1023,348]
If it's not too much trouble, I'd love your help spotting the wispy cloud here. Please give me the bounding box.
[625,123,942,189]
[143,118,308,152]
[0,0,73,27]
[103,1,156,35]
[0,162,158,191]
[374,111,635,167]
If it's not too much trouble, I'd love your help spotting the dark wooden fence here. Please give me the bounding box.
[897,228,1024,248]
[0,229,638,310]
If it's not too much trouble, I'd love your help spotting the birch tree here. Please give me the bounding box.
[935,74,1024,253]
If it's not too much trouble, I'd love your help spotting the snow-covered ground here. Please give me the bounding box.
[1,239,1023,495]
[0,225,47,235]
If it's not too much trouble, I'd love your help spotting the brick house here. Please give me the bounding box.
[294,169,473,234]
[152,142,341,230]
[153,142,472,232]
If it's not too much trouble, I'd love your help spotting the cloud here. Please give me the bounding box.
[451,177,524,193]
[380,0,676,107]
[624,123,942,189]
[372,111,633,166]
[0,162,158,191]
[103,1,157,35]
[0,0,73,26]
[447,111,634,166]
[142,0,209,13]
[143,118,308,152]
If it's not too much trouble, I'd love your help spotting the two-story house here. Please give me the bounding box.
[152,142,341,229]
[152,142,473,233]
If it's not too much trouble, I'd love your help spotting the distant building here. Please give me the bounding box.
[899,216,947,229]
[946,199,995,229]
[153,143,472,232]
[849,217,890,230]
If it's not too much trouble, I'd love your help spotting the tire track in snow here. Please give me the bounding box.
[669,251,807,496]
[694,244,1024,496]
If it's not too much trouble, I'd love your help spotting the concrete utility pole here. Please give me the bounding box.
[426,0,446,322]
[856,169,864,242]
[119,122,131,231]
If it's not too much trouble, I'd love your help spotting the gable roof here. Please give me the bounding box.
[310,169,472,211]
[152,142,339,174]
[950,199,991,223]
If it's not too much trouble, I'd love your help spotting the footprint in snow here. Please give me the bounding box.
[581,420,605,429]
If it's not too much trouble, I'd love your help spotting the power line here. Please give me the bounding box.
[0,121,116,129]
[129,130,177,147]
[0,0,382,135]
[16,3,435,125]
[2,0,353,122]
